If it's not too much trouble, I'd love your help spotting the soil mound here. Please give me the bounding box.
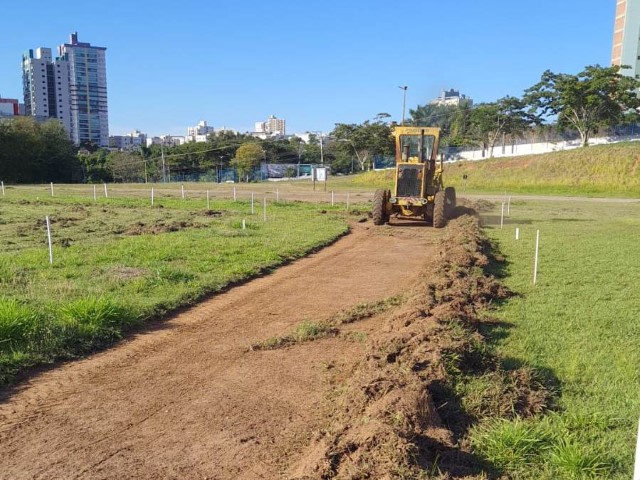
[289,214,550,479]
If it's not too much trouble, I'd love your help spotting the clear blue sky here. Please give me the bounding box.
[0,0,615,137]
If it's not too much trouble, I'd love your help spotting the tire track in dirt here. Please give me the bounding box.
[0,222,440,479]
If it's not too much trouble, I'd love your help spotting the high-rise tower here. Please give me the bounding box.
[612,0,640,78]
[22,47,72,134]
[22,33,108,146]
[58,33,109,146]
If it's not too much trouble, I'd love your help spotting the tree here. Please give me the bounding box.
[524,65,640,147]
[231,142,264,181]
[331,121,394,171]
[468,96,535,157]
[409,99,474,147]
[79,148,112,182]
[108,151,145,183]
[0,117,79,183]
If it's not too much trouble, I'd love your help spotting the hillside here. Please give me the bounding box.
[347,141,640,197]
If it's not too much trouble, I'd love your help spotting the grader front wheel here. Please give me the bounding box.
[433,190,446,228]
[372,189,388,225]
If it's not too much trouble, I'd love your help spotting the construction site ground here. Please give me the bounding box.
[1,220,445,479]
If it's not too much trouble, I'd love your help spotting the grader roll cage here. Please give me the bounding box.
[372,126,456,227]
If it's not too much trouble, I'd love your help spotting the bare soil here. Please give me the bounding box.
[0,221,442,479]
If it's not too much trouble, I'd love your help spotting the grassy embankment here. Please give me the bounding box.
[0,188,350,385]
[470,199,640,479]
[345,141,640,197]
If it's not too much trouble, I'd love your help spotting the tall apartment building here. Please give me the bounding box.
[255,115,286,136]
[612,0,640,78]
[22,33,109,146]
[58,33,109,146]
[22,47,72,132]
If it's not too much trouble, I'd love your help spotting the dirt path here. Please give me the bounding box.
[0,223,439,479]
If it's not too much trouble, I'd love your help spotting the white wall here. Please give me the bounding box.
[451,133,640,162]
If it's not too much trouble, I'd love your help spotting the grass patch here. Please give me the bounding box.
[251,320,338,350]
[251,296,404,351]
[470,199,640,478]
[0,191,349,385]
[329,295,404,325]
[339,141,640,197]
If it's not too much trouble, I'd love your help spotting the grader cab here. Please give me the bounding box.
[372,126,456,227]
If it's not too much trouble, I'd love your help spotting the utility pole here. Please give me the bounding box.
[399,86,408,125]
[160,143,166,183]
[140,146,147,183]
[319,131,324,165]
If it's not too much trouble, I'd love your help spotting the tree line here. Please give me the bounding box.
[2,64,639,183]
[410,64,640,156]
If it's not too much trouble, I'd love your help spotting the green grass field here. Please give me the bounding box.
[0,187,351,385]
[471,198,640,479]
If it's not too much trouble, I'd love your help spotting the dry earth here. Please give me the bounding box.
[0,221,442,479]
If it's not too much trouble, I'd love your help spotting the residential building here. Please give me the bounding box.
[21,47,72,132]
[22,33,108,146]
[255,115,286,136]
[57,33,109,146]
[430,89,472,107]
[612,0,640,78]
[147,135,185,147]
[0,97,20,118]
[186,120,215,143]
[109,129,147,150]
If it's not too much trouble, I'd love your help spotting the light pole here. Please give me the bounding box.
[398,85,408,125]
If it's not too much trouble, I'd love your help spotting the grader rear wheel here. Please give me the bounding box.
[372,189,388,225]
[433,190,446,228]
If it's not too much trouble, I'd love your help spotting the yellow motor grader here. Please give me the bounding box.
[372,126,455,227]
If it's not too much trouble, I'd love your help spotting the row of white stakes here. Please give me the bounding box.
[41,184,352,264]
[11,183,352,210]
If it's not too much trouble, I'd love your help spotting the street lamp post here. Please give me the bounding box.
[398,85,408,125]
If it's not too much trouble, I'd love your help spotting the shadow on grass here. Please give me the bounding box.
[423,227,562,478]
[549,218,593,223]
[417,435,489,478]
[480,214,534,227]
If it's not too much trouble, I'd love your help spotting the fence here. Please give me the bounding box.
[0,183,366,256]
